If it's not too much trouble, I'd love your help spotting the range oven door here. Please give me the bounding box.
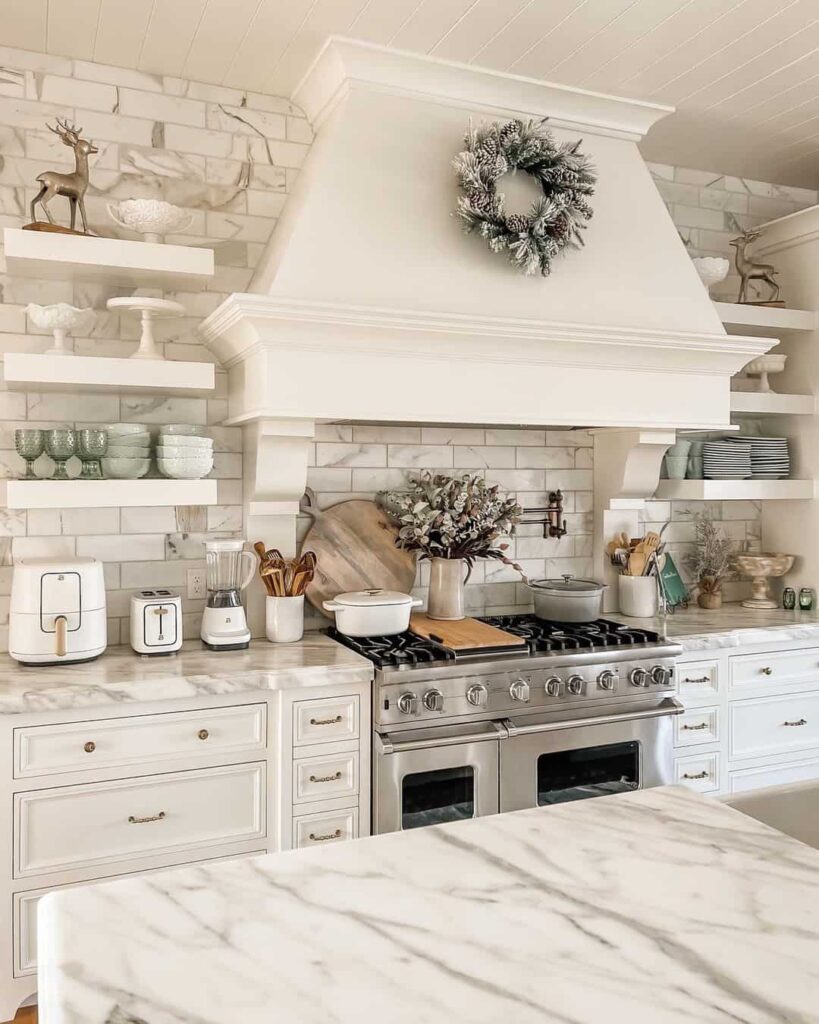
[373,720,503,835]
[500,697,684,811]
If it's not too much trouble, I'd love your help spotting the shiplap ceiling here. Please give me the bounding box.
[4,0,819,187]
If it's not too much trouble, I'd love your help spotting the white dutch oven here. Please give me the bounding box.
[323,589,422,637]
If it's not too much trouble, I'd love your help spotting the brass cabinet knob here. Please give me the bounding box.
[83,741,96,753]
[761,666,773,676]
[198,729,209,741]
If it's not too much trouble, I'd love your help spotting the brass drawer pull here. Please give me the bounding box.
[83,741,96,753]
[683,676,710,684]
[128,811,166,824]
[761,666,773,676]
[198,729,209,740]
[310,715,343,726]
[309,771,342,784]
[308,829,343,842]
[783,718,807,727]
[682,770,709,780]
[682,722,710,731]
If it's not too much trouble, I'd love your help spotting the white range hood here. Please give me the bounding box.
[201,36,771,432]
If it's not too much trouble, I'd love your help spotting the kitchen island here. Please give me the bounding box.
[38,785,819,1024]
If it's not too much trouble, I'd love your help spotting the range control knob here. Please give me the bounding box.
[651,665,673,686]
[466,683,488,708]
[630,668,650,688]
[566,675,584,695]
[397,692,418,715]
[422,688,444,712]
[544,676,562,698]
[510,678,531,703]
[597,670,616,691]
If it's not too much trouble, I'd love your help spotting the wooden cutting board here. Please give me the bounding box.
[409,614,527,652]
[300,493,417,615]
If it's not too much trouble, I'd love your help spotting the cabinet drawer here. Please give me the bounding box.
[293,696,359,747]
[728,758,819,794]
[293,807,359,850]
[674,706,719,748]
[293,751,358,805]
[14,704,267,778]
[674,753,719,794]
[15,762,265,878]
[730,648,819,693]
[677,660,720,705]
[730,691,819,761]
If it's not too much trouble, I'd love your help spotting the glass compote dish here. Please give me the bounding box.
[44,429,77,480]
[77,429,108,480]
[14,429,44,479]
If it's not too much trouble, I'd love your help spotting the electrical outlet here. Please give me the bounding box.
[187,569,206,600]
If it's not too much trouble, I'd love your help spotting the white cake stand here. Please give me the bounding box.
[106,297,186,360]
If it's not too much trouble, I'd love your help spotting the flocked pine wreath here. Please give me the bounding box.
[453,118,596,277]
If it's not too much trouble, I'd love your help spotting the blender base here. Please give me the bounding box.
[202,639,250,651]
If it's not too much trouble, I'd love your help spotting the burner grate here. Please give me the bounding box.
[478,615,662,653]
[326,628,454,668]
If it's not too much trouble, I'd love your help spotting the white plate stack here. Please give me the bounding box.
[702,439,752,479]
[731,436,790,479]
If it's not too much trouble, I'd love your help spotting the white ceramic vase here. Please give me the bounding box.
[26,303,96,356]
[107,199,193,243]
[428,557,467,621]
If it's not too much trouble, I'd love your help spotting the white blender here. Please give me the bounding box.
[200,539,255,651]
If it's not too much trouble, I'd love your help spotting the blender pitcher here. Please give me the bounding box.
[200,539,255,650]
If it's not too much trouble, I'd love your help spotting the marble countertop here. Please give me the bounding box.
[613,603,819,652]
[38,786,819,1024]
[0,635,373,715]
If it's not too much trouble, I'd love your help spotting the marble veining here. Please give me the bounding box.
[0,635,372,715]
[614,604,819,652]
[38,786,819,1024]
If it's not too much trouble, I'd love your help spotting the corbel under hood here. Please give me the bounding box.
[200,37,772,431]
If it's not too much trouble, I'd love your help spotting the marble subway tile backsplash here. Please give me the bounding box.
[302,425,594,629]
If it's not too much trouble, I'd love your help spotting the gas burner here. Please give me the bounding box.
[477,615,663,654]
[325,628,454,668]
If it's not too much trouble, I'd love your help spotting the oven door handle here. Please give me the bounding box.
[502,697,685,737]
[378,720,507,754]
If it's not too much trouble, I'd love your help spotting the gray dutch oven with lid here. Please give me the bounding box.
[528,574,607,623]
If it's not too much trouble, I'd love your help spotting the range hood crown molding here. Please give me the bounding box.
[294,35,674,141]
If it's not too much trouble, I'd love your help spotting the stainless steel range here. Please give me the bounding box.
[328,616,684,834]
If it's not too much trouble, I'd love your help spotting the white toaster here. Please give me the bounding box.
[130,590,183,655]
[10,557,107,665]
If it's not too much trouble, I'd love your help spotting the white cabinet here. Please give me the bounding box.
[15,763,266,878]
[0,672,372,1022]
[730,692,819,761]
[674,706,720,748]
[673,752,719,794]
[14,704,266,778]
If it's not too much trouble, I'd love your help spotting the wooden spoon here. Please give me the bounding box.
[628,551,647,577]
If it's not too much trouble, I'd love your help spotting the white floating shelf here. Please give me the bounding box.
[3,353,215,396]
[714,301,815,336]
[730,391,815,416]
[655,479,815,501]
[3,479,217,510]
[3,228,213,287]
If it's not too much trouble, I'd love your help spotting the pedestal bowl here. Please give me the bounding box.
[733,552,795,610]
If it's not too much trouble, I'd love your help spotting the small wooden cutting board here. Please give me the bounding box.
[409,614,527,652]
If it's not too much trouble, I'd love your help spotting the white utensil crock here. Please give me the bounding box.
[265,595,304,643]
[618,575,658,618]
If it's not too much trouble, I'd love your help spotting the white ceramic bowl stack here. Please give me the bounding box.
[102,423,152,479]
[156,425,213,479]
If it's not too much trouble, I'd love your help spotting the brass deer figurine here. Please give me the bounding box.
[29,119,98,234]
[729,228,781,305]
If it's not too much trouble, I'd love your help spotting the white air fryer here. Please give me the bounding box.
[10,557,107,665]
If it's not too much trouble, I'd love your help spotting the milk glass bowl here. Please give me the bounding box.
[15,429,44,479]
[44,429,77,480]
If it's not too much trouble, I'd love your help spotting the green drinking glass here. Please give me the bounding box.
[44,428,77,480]
[77,428,108,480]
[14,429,45,479]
